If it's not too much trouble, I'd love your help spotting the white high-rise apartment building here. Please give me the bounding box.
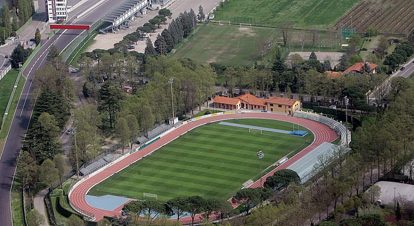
[46,0,67,22]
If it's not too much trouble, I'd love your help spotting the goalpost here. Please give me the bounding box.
[143,193,158,200]
[248,128,263,134]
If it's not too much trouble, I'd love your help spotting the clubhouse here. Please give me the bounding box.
[212,93,301,115]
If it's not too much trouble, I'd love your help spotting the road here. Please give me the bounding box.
[0,0,130,225]
[368,58,414,104]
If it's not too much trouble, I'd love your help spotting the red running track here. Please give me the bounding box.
[69,112,338,222]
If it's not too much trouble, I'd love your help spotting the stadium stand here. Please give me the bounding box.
[287,142,342,183]
[294,111,351,146]
[80,153,121,176]
[79,123,175,176]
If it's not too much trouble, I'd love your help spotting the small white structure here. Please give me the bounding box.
[46,0,68,22]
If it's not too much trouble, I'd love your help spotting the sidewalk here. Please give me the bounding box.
[33,189,50,226]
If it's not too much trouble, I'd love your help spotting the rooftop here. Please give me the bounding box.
[344,62,378,74]
[238,93,266,106]
[213,96,241,105]
[266,96,298,106]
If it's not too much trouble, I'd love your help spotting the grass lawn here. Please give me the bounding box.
[11,182,24,226]
[214,0,360,29]
[0,73,25,140]
[89,119,313,201]
[0,70,19,125]
[173,23,278,66]
[193,109,223,118]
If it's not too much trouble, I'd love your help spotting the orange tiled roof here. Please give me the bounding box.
[213,96,240,105]
[265,97,298,106]
[237,93,266,106]
[325,71,343,79]
[344,62,378,74]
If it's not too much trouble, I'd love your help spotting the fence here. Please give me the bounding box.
[0,63,11,81]
[294,110,351,146]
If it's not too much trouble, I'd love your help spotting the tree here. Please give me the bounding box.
[67,215,84,226]
[183,196,206,226]
[166,197,188,221]
[126,115,139,147]
[149,17,162,28]
[409,31,414,45]
[97,218,112,226]
[47,45,60,61]
[159,8,172,17]
[139,104,155,136]
[144,38,157,56]
[161,29,174,52]
[26,209,45,226]
[16,151,38,191]
[25,112,62,162]
[198,5,205,21]
[365,185,381,203]
[264,169,301,190]
[309,51,318,60]
[39,159,59,187]
[115,117,131,153]
[154,34,168,55]
[98,81,124,130]
[235,188,272,214]
[34,28,41,45]
[323,60,331,71]
[53,154,66,188]
[10,44,31,68]
[396,202,402,221]
[1,5,11,36]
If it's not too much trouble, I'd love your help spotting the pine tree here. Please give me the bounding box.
[1,4,11,34]
[309,51,318,60]
[161,29,174,52]
[198,5,205,21]
[34,28,41,45]
[168,20,180,45]
[154,34,167,55]
[144,38,157,56]
[189,9,197,29]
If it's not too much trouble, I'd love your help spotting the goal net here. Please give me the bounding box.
[143,193,158,200]
[248,128,263,134]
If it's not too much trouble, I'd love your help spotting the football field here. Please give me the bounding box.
[89,119,313,201]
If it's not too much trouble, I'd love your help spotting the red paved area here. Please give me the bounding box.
[68,112,338,222]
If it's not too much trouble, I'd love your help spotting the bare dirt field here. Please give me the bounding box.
[335,0,414,35]
[87,0,222,52]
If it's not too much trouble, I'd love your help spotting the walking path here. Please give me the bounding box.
[33,189,50,226]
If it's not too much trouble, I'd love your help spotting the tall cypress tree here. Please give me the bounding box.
[144,38,157,56]
[154,34,167,55]
[161,29,174,52]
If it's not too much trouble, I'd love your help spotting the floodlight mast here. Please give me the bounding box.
[168,78,175,120]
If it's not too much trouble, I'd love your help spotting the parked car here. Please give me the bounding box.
[400,67,405,71]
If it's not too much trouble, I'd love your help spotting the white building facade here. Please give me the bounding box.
[46,0,67,22]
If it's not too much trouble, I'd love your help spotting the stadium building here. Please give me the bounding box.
[212,93,301,114]
[46,0,68,22]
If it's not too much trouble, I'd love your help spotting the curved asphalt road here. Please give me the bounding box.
[0,0,129,225]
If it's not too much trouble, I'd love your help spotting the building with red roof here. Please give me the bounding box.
[212,96,241,110]
[343,62,378,74]
[212,93,301,115]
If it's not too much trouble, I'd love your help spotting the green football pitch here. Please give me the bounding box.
[89,119,313,201]
[213,0,360,29]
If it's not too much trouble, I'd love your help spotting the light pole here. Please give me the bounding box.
[344,96,349,124]
[168,78,175,120]
[344,96,349,146]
